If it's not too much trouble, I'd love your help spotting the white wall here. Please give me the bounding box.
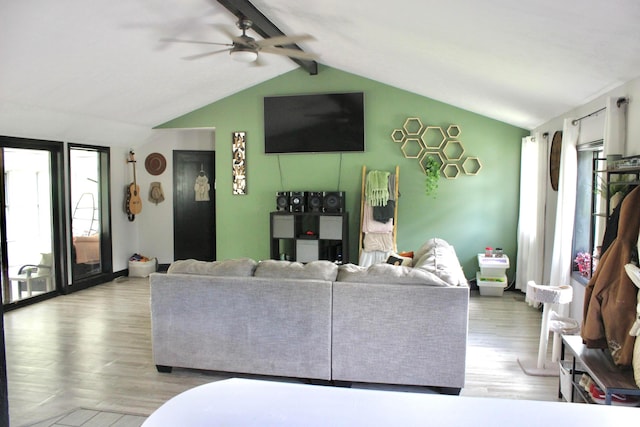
[532,74,640,320]
[533,76,640,153]
[59,129,215,277]
[129,129,215,267]
[111,145,139,272]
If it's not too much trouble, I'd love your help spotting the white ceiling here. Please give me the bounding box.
[2,0,640,146]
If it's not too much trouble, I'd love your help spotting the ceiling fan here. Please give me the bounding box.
[162,17,317,64]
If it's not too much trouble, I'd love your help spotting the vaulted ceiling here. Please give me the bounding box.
[2,0,640,146]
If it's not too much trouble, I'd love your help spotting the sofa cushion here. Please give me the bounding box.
[336,263,449,286]
[254,260,338,281]
[167,258,258,277]
[413,237,449,263]
[413,238,467,287]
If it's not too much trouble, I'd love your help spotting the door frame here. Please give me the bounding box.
[66,144,113,292]
[173,150,216,261]
[0,136,68,310]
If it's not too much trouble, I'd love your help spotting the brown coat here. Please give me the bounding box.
[582,185,640,366]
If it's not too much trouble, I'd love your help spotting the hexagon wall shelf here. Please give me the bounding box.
[401,138,424,159]
[442,140,464,161]
[391,118,481,181]
[447,125,461,138]
[391,129,406,143]
[442,163,461,179]
[462,157,482,175]
[419,152,445,175]
[403,118,424,135]
[421,126,447,150]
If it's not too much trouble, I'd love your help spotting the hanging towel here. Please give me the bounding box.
[362,203,393,233]
[366,170,390,207]
[363,232,394,252]
[388,173,396,201]
[373,199,395,222]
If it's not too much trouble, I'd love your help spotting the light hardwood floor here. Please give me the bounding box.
[4,277,559,426]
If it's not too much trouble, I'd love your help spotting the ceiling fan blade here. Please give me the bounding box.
[256,34,315,47]
[260,46,318,60]
[160,37,232,47]
[182,48,232,60]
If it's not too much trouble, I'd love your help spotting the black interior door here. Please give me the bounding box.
[173,151,216,261]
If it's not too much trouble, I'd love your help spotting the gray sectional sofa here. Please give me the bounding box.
[149,238,469,393]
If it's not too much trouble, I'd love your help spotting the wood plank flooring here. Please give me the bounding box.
[4,278,559,426]
[24,408,146,427]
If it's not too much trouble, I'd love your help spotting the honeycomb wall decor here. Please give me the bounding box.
[390,118,481,179]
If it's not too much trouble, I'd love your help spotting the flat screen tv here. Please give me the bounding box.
[264,92,365,154]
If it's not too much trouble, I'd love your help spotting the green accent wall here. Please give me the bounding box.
[159,65,527,281]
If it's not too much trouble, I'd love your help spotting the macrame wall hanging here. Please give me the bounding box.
[232,131,247,195]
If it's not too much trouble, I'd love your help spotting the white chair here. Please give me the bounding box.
[8,253,53,299]
[518,280,579,376]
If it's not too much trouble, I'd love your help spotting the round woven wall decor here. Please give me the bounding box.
[549,131,562,191]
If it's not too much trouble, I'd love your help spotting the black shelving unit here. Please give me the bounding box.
[270,211,349,264]
[590,160,640,276]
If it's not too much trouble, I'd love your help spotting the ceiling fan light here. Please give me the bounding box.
[230,49,258,63]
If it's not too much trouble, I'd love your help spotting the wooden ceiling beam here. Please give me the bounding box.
[216,0,318,75]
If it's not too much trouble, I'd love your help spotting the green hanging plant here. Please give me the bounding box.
[424,155,440,197]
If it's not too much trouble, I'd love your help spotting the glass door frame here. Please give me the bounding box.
[66,144,112,291]
[0,136,68,310]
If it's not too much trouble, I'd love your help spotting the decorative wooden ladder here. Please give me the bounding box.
[358,165,400,262]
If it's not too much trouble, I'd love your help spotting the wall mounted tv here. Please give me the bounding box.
[264,92,365,154]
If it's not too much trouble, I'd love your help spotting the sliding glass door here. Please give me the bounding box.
[70,148,101,279]
[68,145,112,289]
[0,138,64,306]
[0,139,112,306]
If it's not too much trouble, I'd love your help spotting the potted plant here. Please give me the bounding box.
[424,155,440,197]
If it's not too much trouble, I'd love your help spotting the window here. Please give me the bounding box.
[572,143,604,281]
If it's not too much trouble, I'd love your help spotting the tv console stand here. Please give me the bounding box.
[270,211,349,264]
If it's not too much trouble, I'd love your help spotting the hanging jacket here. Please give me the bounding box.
[582,185,640,366]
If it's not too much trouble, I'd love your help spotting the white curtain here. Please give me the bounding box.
[515,133,548,291]
[604,96,627,156]
[548,118,579,287]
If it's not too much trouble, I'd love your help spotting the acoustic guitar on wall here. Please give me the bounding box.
[126,150,142,221]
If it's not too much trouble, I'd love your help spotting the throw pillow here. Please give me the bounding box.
[254,259,338,281]
[167,258,258,277]
[413,239,467,286]
[386,252,412,266]
[336,263,449,286]
[413,237,452,263]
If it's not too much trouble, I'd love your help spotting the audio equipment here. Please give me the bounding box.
[322,191,345,213]
[306,192,324,212]
[290,191,306,212]
[276,192,290,211]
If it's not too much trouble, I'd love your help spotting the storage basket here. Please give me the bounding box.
[129,258,157,277]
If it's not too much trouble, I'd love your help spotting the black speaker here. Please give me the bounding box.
[276,192,290,211]
[307,192,324,212]
[323,191,345,213]
[290,191,306,212]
